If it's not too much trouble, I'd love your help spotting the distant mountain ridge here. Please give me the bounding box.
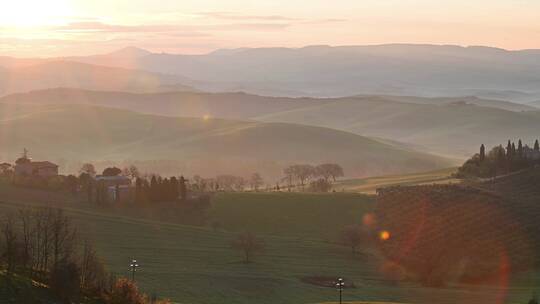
[54,44,540,101]
[2,44,540,101]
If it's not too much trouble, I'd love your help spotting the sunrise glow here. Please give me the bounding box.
[1,0,73,27]
[1,0,540,57]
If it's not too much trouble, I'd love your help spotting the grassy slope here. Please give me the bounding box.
[3,89,540,158]
[334,167,460,194]
[0,183,538,304]
[0,103,453,179]
[256,97,540,157]
[374,168,540,303]
[208,192,374,240]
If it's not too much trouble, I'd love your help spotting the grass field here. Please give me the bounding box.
[0,182,538,304]
[334,167,460,194]
[208,192,374,239]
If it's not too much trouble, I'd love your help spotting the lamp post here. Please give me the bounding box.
[336,277,345,304]
[130,259,139,282]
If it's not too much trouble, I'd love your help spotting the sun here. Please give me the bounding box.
[0,0,73,27]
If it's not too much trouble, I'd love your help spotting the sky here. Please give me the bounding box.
[1,0,539,57]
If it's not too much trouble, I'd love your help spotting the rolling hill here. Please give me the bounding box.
[255,97,540,157]
[0,103,452,179]
[374,167,540,288]
[0,61,194,97]
[0,184,536,304]
[0,88,328,119]
[59,45,540,101]
[3,88,540,157]
[4,44,540,102]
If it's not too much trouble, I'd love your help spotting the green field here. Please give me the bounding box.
[334,167,460,194]
[0,183,538,304]
[208,192,374,239]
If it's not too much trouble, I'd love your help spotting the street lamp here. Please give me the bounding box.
[336,277,345,304]
[130,259,139,282]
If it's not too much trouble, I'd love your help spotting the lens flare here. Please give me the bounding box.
[380,230,391,241]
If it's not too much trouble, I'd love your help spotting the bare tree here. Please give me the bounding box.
[249,173,264,192]
[340,225,364,254]
[1,213,18,277]
[0,163,13,176]
[80,239,107,292]
[285,164,315,190]
[231,232,265,263]
[79,163,96,177]
[123,165,141,180]
[233,177,246,192]
[216,175,245,192]
[316,163,344,182]
[50,209,77,272]
[18,208,35,271]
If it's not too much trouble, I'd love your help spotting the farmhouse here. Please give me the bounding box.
[95,175,133,203]
[14,150,58,177]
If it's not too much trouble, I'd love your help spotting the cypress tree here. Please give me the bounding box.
[512,142,516,156]
[179,176,187,201]
[535,140,540,151]
[518,139,524,158]
[135,177,142,203]
[150,176,158,202]
[506,140,512,160]
[480,144,486,161]
[162,178,170,201]
[170,177,179,200]
[497,145,505,162]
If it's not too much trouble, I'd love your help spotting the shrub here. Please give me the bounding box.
[107,278,147,304]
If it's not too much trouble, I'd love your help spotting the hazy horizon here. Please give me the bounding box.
[2,0,540,57]
[4,43,540,59]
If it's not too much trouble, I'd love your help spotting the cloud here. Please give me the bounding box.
[299,18,348,25]
[197,12,300,22]
[51,21,290,34]
[210,23,291,31]
[51,22,182,33]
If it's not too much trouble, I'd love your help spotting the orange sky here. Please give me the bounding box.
[1,0,539,57]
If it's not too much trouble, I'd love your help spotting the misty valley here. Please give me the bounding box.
[2,4,540,303]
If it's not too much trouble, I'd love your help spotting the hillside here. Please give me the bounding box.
[0,88,329,119]
[58,45,540,101]
[364,95,538,112]
[3,89,540,157]
[0,184,536,304]
[255,97,540,157]
[335,168,459,194]
[0,61,194,97]
[0,103,452,178]
[374,167,540,287]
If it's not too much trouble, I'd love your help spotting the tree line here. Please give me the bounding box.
[282,163,344,192]
[457,139,540,178]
